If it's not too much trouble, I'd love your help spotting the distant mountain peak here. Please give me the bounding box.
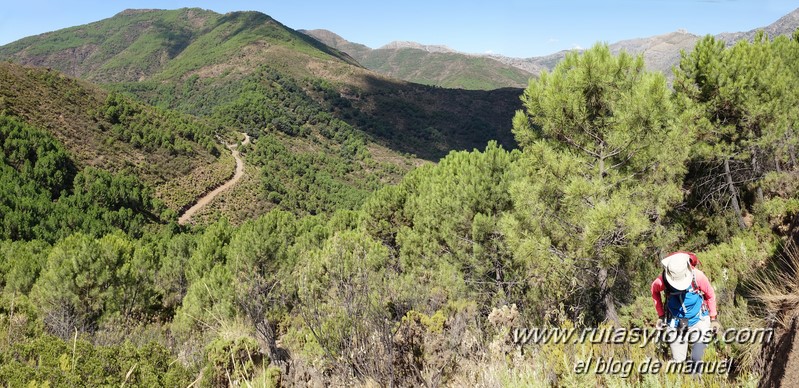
[784,7,799,18]
[300,29,369,48]
[610,29,700,52]
[378,41,457,53]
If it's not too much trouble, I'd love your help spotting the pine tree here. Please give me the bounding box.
[675,33,796,230]
[507,44,688,324]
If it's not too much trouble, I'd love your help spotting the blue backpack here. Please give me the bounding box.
[662,269,708,328]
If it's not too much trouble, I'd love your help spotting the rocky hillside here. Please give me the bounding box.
[608,30,700,74]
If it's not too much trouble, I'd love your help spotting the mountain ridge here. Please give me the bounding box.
[378,40,457,53]
[0,8,521,159]
[717,7,799,43]
[0,8,362,83]
[301,29,534,89]
[306,7,799,82]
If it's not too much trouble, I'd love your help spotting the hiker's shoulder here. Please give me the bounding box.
[693,268,712,283]
[651,274,664,287]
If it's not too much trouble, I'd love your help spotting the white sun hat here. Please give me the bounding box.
[661,252,692,291]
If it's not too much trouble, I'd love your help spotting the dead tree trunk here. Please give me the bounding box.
[725,157,747,229]
[752,149,764,204]
[598,267,620,325]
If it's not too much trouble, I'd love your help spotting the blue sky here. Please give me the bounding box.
[0,1,796,58]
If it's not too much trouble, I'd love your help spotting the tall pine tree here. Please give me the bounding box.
[506,44,688,324]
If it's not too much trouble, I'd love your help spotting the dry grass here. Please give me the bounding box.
[750,242,799,328]
[190,167,273,226]
[155,150,235,211]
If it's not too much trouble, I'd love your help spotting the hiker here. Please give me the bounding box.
[651,251,722,373]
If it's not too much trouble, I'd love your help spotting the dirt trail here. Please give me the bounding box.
[178,133,251,225]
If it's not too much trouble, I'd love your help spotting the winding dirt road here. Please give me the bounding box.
[178,133,251,225]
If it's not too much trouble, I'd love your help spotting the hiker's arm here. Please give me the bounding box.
[651,276,665,318]
[696,271,718,318]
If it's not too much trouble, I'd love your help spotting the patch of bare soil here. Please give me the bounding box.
[759,315,799,388]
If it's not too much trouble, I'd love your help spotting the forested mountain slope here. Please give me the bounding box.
[0,8,521,160]
[0,62,233,236]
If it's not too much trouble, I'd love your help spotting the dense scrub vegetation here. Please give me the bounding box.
[2,33,799,387]
[101,92,219,156]
[0,62,229,212]
[0,114,168,242]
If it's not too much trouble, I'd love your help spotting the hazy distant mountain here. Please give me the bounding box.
[606,8,799,75]
[302,29,533,90]
[308,7,799,84]
[717,7,799,44]
[513,8,799,76]
[608,30,700,74]
[484,51,571,76]
[482,31,701,78]
[378,41,458,53]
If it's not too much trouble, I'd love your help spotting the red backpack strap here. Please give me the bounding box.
[690,269,702,295]
[690,269,710,313]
